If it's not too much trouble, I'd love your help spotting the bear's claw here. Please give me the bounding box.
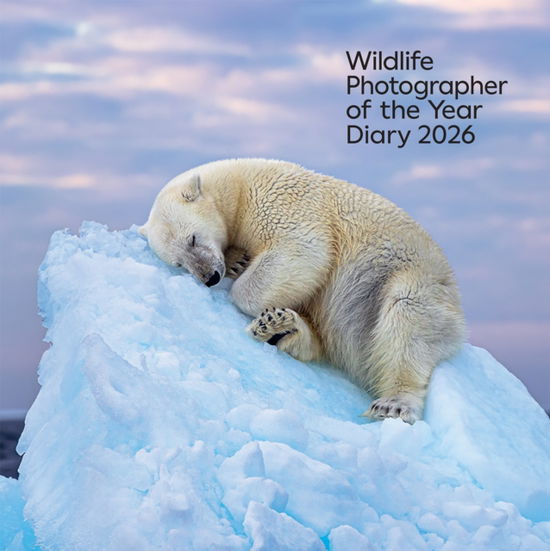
[362,395,421,424]
[225,247,250,279]
[247,307,298,345]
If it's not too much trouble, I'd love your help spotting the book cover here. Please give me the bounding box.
[1,1,549,549]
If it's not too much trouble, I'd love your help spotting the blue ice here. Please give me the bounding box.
[1,222,549,551]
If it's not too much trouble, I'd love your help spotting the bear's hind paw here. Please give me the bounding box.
[247,307,299,345]
[362,395,422,425]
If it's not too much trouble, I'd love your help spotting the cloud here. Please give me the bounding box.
[293,44,350,83]
[390,0,549,28]
[204,97,293,125]
[0,154,152,191]
[394,0,539,14]
[0,169,107,190]
[0,2,60,23]
[394,164,443,181]
[0,59,215,101]
[392,157,497,184]
[496,99,550,116]
[0,20,356,162]
[104,26,249,56]
[0,171,95,189]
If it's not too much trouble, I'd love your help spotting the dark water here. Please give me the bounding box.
[0,419,24,479]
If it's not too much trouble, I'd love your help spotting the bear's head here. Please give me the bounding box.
[140,173,227,287]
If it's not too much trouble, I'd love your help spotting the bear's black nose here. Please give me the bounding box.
[205,271,221,287]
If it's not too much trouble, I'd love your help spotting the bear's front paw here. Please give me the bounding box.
[224,247,250,279]
[362,395,422,425]
[247,307,299,346]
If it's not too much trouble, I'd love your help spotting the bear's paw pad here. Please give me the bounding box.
[247,307,299,345]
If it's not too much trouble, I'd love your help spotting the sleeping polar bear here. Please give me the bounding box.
[140,159,465,423]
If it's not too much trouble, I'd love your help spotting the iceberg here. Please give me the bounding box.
[1,222,549,551]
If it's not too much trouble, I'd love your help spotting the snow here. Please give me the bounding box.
[1,221,550,551]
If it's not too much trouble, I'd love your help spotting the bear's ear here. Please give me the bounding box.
[138,224,148,237]
[180,174,202,202]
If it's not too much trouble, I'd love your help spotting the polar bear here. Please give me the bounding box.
[140,159,465,423]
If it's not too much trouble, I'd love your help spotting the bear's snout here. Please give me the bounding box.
[205,271,221,287]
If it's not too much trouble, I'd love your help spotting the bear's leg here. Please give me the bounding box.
[230,248,327,316]
[362,269,464,424]
[246,307,323,362]
[230,247,328,361]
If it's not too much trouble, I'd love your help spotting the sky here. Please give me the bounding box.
[0,0,549,412]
